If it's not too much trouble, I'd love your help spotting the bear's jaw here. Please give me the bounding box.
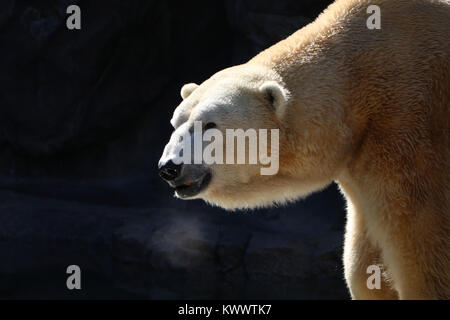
[174,172,212,199]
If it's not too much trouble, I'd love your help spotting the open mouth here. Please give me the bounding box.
[174,172,212,198]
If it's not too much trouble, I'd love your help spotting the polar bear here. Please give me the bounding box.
[159,0,450,299]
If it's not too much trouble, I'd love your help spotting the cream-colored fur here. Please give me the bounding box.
[165,0,449,299]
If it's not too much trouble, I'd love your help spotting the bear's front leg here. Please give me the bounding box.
[380,213,450,300]
[343,209,398,300]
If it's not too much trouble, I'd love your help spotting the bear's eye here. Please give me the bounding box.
[204,122,217,130]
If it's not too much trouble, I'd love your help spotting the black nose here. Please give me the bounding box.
[159,160,183,181]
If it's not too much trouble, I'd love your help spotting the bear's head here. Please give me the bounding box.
[159,64,353,210]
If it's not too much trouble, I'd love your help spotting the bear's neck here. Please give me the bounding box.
[249,0,363,92]
[249,0,365,141]
[251,0,449,219]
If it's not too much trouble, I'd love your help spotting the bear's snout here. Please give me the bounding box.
[158,156,212,199]
[158,159,183,182]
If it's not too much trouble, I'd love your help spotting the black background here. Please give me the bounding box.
[0,0,350,299]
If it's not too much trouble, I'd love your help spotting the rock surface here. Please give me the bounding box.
[0,183,348,299]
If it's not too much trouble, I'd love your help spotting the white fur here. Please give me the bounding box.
[259,81,289,118]
[180,83,199,100]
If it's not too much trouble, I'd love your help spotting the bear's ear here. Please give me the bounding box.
[259,81,288,117]
[180,83,199,100]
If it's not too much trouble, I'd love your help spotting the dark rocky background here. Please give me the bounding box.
[0,0,349,299]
